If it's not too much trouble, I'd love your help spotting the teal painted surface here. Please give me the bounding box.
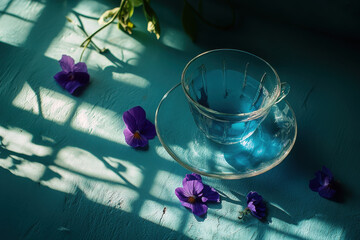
[0,0,360,239]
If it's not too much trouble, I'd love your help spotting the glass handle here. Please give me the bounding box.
[275,82,290,104]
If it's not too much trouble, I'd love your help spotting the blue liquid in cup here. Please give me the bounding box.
[188,69,269,144]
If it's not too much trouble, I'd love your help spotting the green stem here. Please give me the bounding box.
[238,207,250,220]
[78,0,126,61]
[79,40,91,62]
[67,16,105,53]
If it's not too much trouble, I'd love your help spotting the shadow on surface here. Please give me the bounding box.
[0,167,191,240]
[1,0,360,238]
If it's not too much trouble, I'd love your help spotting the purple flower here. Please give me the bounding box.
[123,106,156,148]
[54,55,90,95]
[309,166,336,199]
[246,191,266,220]
[175,173,220,217]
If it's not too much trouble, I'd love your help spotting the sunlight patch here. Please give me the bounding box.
[154,146,174,162]
[112,72,149,88]
[12,84,77,125]
[296,217,343,240]
[79,181,139,214]
[161,28,188,51]
[70,102,125,144]
[39,87,76,124]
[12,82,40,115]
[0,126,53,157]
[2,155,46,182]
[42,164,139,213]
[0,126,51,183]
[149,170,182,201]
[0,155,46,182]
[103,156,144,188]
[0,0,45,47]
[139,199,183,231]
[55,147,130,185]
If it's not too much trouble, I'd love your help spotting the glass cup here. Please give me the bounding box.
[181,49,289,144]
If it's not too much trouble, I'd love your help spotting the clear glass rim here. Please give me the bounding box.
[181,48,282,118]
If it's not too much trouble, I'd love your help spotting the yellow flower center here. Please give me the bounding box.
[69,73,75,80]
[188,196,196,203]
[133,131,141,139]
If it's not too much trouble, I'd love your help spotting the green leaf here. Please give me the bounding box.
[117,0,136,34]
[98,7,120,25]
[130,0,143,7]
[142,0,160,39]
[119,0,134,20]
[182,0,197,42]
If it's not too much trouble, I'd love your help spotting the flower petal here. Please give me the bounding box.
[59,55,74,73]
[129,106,146,119]
[123,106,147,133]
[129,106,147,130]
[247,191,263,204]
[309,166,337,199]
[124,127,134,140]
[180,200,193,210]
[141,119,156,140]
[178,201,208,217]
[201,184,220,203]
[190,202,208,216]
[73,62,88,73]
[183,173,202,186]
[123,111,137,133]
[309,177,321,192]
[248,201,266,220]
[321,166,333,179]
[323,176,331,186]
[316,171,325,186]
[65,81,88,95]
[183,180,204,196]
[318,186,336,199]
[246,191,266,220]
[247,201,256,212]
[123,128,148,147]
[73,72,90,85]
[54,71,69,88]
[175,187,191,202]
[251,209,266,220]
[53,71,90,95]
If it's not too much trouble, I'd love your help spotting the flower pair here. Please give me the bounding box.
[175,173,267,220]
[55,57,156,149]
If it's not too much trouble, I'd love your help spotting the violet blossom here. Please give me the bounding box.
[239,191,266,220]
[246,191,266,220]
[123,106,156,148]
[175,173,220,217]
[54,55,90,95]
[309,166,337,199]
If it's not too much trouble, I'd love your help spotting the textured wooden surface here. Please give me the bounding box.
[1,0,360,239]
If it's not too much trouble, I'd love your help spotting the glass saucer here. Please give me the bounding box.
[155,83,297,179]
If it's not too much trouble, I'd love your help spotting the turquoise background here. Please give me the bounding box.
[0,0,359,239]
